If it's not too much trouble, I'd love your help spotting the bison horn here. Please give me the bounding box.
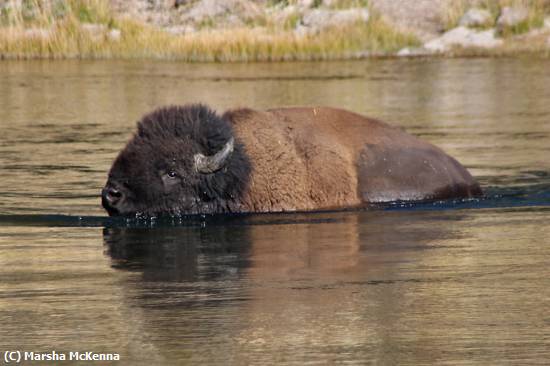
[194,137,234,174]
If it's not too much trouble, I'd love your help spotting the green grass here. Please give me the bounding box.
[326,0,369,10]
[0,0,113,27]
[497,0,547,37]
[0,0,420,61]
[443,0,549,35]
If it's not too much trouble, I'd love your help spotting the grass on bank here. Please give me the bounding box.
[0,0,419,61]
[1,0,113,27]
[443,0,550,35]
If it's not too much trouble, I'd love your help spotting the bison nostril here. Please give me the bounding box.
[107,188,122,204]
[109,188,122,199]
[102,186,124,208]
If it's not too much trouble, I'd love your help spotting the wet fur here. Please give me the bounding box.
[108,105,251,215]
[105,104,481,216]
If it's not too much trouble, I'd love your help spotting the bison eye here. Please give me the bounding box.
[161,170,181,193]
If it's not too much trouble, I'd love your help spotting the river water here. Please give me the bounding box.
[0,58,549,364]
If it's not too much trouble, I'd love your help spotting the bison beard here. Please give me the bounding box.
[102,104,482,217]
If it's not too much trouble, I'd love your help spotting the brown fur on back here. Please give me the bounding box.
[225,108,359,212]
[225,107,480,212]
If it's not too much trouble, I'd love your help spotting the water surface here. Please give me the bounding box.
[1,58,549,364]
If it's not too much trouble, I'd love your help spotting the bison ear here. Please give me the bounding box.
[193,137,234,174]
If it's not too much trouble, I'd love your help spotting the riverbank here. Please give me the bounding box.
[1,0,549,61]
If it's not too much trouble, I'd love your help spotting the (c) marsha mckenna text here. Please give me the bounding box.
[4,351,120,362]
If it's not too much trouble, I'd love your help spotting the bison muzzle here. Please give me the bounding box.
[102,104,481,216]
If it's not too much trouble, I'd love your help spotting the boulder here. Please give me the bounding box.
[24,28,52,41]
[81,23,107,33]
[271,5,299,26]
[80,23,107,42]
[0,0,14,10]
[396,47,432,57]
[459,8,492,28]
[424,26,503,52]
[368,0,450,42]
[321,0,338,7]
[296,0,315,9]
[183,0,262,27]
[79,23,121,42]
[296,8,370,35]
[497,6,529,28]
[186,0,228,20]
[108,29,122,42]
[164,25,196,35]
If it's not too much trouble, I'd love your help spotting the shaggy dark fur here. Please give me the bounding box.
[104,104,251,216]
[103,104,481,216]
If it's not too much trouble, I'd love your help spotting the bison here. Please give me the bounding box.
[102,104,481,217]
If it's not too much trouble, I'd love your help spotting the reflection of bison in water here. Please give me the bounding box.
[102,105,481,216]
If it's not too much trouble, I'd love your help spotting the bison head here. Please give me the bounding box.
[102,105,250,217]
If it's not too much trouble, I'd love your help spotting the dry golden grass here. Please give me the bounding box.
[1,0,548,61]
[0,1,419,61]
